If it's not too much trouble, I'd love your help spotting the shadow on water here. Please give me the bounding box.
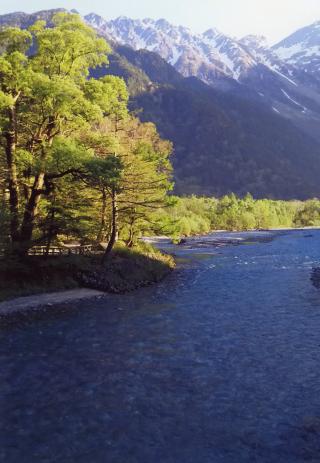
[310,267,320,289]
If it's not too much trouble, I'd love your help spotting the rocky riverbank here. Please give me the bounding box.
[0,288,105,319]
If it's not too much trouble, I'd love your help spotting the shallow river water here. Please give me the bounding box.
[1,230,320,462]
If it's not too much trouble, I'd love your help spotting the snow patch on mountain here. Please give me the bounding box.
[273,21,320,76]
[271,68,298,86]
[281,89,307,112]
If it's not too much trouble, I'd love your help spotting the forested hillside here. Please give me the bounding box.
[104,46,320,199]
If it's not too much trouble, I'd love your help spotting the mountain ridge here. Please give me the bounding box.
[85,13,320,143]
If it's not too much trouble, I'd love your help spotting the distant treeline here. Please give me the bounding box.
[154,194,320,238]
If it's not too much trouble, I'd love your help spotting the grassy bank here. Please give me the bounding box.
[0,243,175,302]
[78,243,175,293]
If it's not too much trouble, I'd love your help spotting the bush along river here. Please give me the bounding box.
[1,229,320,462]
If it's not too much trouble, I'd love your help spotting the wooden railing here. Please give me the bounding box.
[28,244,93,256]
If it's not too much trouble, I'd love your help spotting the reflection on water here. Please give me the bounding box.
[1,230,320,462]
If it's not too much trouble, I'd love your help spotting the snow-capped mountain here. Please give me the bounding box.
[85,14,282,84]
[85,13,320,135]
[85,14,320,106]
[86,13,320,90]
[239,34,299,81]
[273,21,320,76]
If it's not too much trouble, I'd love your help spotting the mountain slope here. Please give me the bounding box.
[0,8,67,27]
[100,45,320,198]
[86,14,320,145]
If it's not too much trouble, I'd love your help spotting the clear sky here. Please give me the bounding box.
[0,0,319,44]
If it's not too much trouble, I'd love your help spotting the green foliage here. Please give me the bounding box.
[84,76,128,117]
[158,194,315,238]
[294,200,320,227]
[85,156,123,189]
[0,13,173,256]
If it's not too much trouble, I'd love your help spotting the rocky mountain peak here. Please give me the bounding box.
[240,35,269,50]
[203,28,221,39]
[155,18,171,29]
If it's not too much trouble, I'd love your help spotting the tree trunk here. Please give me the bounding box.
[126,218,135,248]
[19,172,45,254]
[103,188,118,261]
[97,188,107,243]
[4,106,20,245]
[45,205,56,257]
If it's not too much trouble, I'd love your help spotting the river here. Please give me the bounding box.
[1,230,320,462]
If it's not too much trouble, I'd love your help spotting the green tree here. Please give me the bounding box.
[0,13,127,254]
[294,199,320,227]
[92,116,173,257]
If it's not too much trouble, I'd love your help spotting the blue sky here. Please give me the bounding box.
[1,0,319,43]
